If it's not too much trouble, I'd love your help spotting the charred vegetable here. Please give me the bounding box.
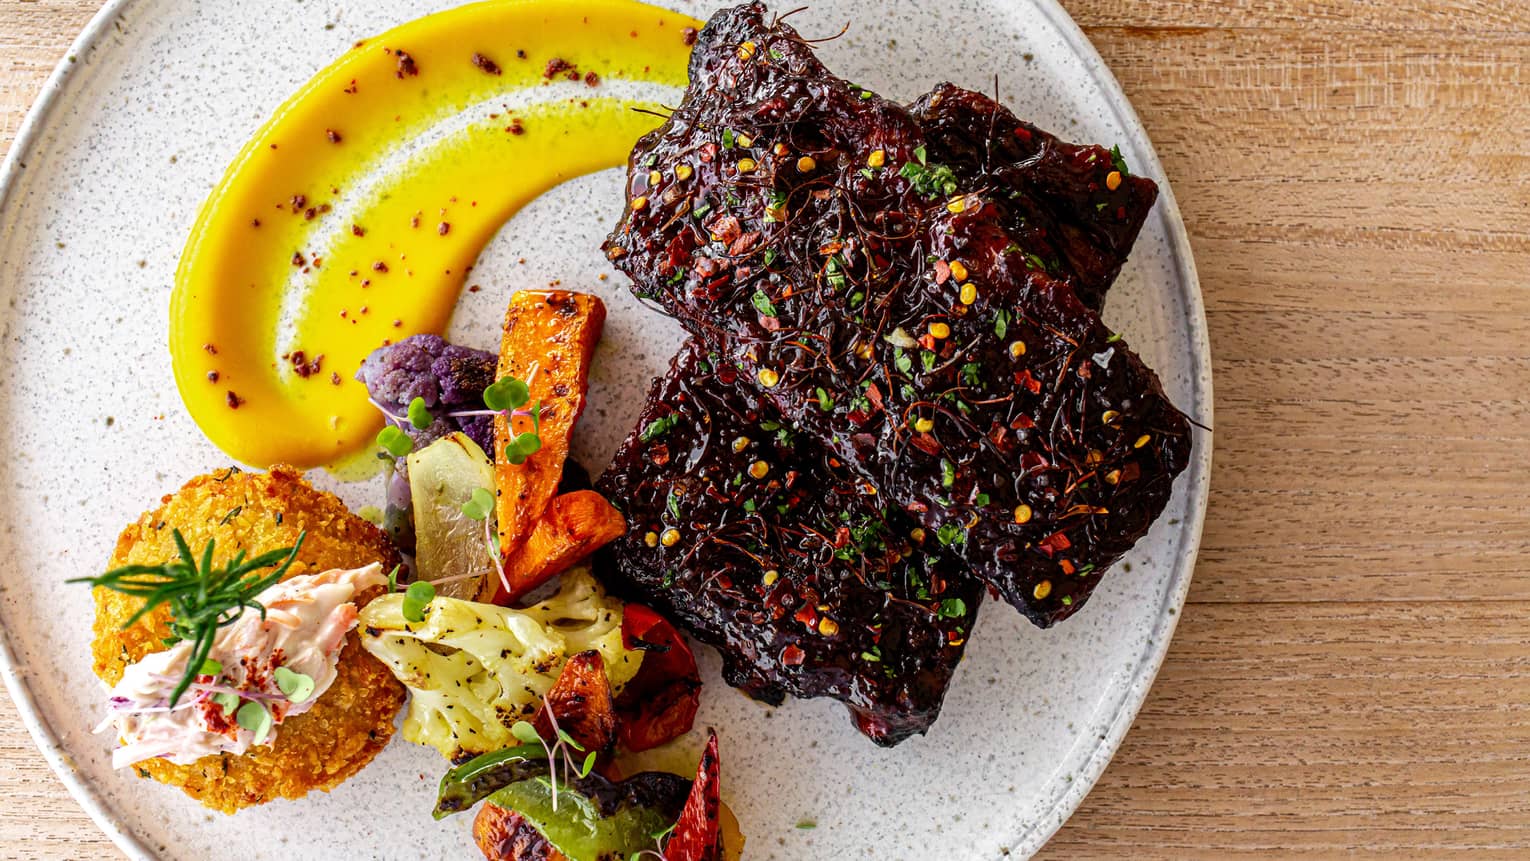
[614,604,701,752]
[495,291,606,596]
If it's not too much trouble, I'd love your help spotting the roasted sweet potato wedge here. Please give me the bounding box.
[479,490,626,604]
[532,650,617,753]
[474,802,565,861]
[494,291,605,570]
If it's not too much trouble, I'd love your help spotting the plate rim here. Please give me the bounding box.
[0,1,1213,858]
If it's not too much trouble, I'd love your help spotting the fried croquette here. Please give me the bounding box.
[90,465,406,813]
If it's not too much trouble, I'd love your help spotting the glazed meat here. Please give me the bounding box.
[597,343,980,746]
[910,83,1160,312]
[603,3,1193,627]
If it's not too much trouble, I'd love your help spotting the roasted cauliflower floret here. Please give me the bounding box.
[358,568,640,760]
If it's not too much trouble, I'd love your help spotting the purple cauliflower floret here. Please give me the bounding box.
[357,333,497,455]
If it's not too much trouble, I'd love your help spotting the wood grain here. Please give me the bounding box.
[2,0,1527,858]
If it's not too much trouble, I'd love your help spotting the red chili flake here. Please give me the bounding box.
[793,605,816,627]
[507,118,525,135]
[649,444,671,466]
[780,645,805,666]
[543,57,573,79]
[325,128,342,144]
[290,194,306,210]
[343,79,359,95]
[303,207,317,220]
[584,70,600,87]
[395,49,418,78]
[471,52,501,75]
[1011,414,1036,430]
[1037,531,1072,557]
[832,526,851,549]
[1059,559,1076,575]
[728,231,760,256]
[438,222,451,236]
[206,371,219,382]
[372,261,389,272]
[1020,450,1048,472]
[203,343,218,355]
[1013,126,1033,142]
[289,351,324,379]
[291,251,306,267]
[567,70,581,81]
[682,26,698,45]
[865,382,885,413]
[225,391,244,409]
[1118,462,1142,483]
[330,372,341,385]
[910,433,942,456]
[1014,369,1042,394]
[933,259,952,284]
[351,224,365,237]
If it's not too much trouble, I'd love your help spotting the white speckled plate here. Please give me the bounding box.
[0,0,1210,858]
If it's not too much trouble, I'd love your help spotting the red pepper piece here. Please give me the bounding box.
[664,731,723,861]
[615,604,702,752]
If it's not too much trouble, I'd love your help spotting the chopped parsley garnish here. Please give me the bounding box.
[751,288,778,317]
[641,411,682,442]
[937,598,967,618]
[898,159,958,197]
[1110,144,1130,177]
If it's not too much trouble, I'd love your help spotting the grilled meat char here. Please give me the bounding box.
[597,343,981,746]
[604,3,1192,627]
[910,83,1160,312]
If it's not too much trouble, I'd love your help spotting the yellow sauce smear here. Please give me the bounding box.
[171,0,699,468]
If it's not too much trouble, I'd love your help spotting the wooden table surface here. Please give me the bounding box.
[3,0,1528,858]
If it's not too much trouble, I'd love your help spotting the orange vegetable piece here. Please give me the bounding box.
[478,490,625,604]
[494,290,606,567]
[531,650,618,753]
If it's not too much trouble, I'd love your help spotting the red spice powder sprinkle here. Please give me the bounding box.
[543,57,573,79]
[471,52,502,75]
[325,129,342,144]
[395,49,419,78]
[225,391,243,409]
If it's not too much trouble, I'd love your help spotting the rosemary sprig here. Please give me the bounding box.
[70,530,305,707]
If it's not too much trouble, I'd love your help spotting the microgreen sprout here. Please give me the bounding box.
[273,666,316,702]
[402,580,436,623]
[69,531,305,707]
[377,425,413,458]
[458,486,510,594]
[236,700,273,745]
[506,684,606,815]
[460,487,495,521]
[386,564,401,593]
[211,690,240,716]
[407,396,433,430]
[483,376,531,412]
